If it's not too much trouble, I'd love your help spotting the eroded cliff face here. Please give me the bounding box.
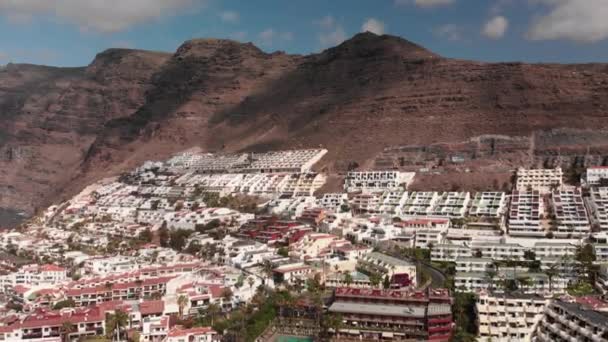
[0,49,171,220]
[3,32,608,224]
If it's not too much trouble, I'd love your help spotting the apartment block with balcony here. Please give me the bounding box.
[430,192,471,218]
[551,189,591,238]
[532,300,608,342]
[508,190,546,237]
[516,168,562,193]
[589,187,608,231]
[469,192,507,217]
[476,292,549,342]
[344,171,415,193]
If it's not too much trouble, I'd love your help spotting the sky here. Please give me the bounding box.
[1,0,608,66]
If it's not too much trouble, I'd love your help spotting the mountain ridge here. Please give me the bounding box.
[2,32,608,225]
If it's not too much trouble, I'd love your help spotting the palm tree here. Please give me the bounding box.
[344,272,353,287]
[369,273,382,288]
[60,321,76,342]
[545,264,559,292]
[485,269,498,292]
[106,310,129,342]
[261,260,274,286]
[206,303,222,326]
[517,276,532,293]
[177,294,189,318]
[220,288,233,308]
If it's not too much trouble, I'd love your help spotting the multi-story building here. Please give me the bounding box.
[475,243,526,261]
[516,168,563,193]
[508,190,545,237]
[316,193,348,212]
[431,244,473,262]
[476,292,549,342]
[585,166,608,187]
[0,307,106,341]
[328,287,453,341]
[551,189,591,238]
[533,242,577,259]
[455,258,495,273]
[379,190,409,215]
[431,192,471,218]
[589,187,608,231]
[401,192,440,216]
[344,171,415,193]
[350,193,382,214]
[532,300,608,342]
[469,192,507,217]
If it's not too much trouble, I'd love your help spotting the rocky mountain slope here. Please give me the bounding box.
[3,32,608,224]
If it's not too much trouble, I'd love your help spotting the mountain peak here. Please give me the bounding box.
[325,32,440,61]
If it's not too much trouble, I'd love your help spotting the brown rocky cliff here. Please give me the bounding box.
[3,32,608,223]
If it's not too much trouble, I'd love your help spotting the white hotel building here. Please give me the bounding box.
[589,187,608,231]
[516,168,563,193]
[585,166,608,187]
[551,189,591,238]
[508,190,546,237]
[344,171,415,193]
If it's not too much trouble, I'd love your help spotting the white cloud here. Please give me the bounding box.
[229,31,248,41]
[433,24,463,41]
[257,28,293,46]
[482,15,509,39]
[315,15,336,30]
[219,10,239,23]
[319,26,347,47]
[315,15,347,48]
[361,18,385,35]
[0,0,202,33]
[395,0,455,8]
[527,0,608,42]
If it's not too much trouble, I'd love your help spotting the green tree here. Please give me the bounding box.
[344,272,353,287]
[383,275,391,289]
[158,226,170,247]
[177,295,189,318]
[53,299,76,310]
[106,310,129,341]
[60,321,76,342]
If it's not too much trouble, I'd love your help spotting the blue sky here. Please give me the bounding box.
[0,0,607,66]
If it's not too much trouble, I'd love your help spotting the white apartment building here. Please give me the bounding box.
[508,191,546,237]
[379,190,409,215]
[516,168,563,193]
[344,171,415,193]
[469,192,507,217]
[585,166,608,187]
[431,192,471,218]
[593,244,608,262]
[475,243,526,261]
[317,193,348,211]
[589,187,608,231]
[0,264,67,291]
[401,191,439,216]
[551,189,591,238]
[533,242,577,259]
[350,193,382,213]
[431,244,473,262]
[476,292,549,342]
[533,300,608,342]
[455,258,495,273]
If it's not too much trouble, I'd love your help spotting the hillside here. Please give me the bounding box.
[3,32,608,225]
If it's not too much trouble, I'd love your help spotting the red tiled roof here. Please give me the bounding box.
[40,264,66,272]
[167,326,216,337]
[140,300,164,315]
